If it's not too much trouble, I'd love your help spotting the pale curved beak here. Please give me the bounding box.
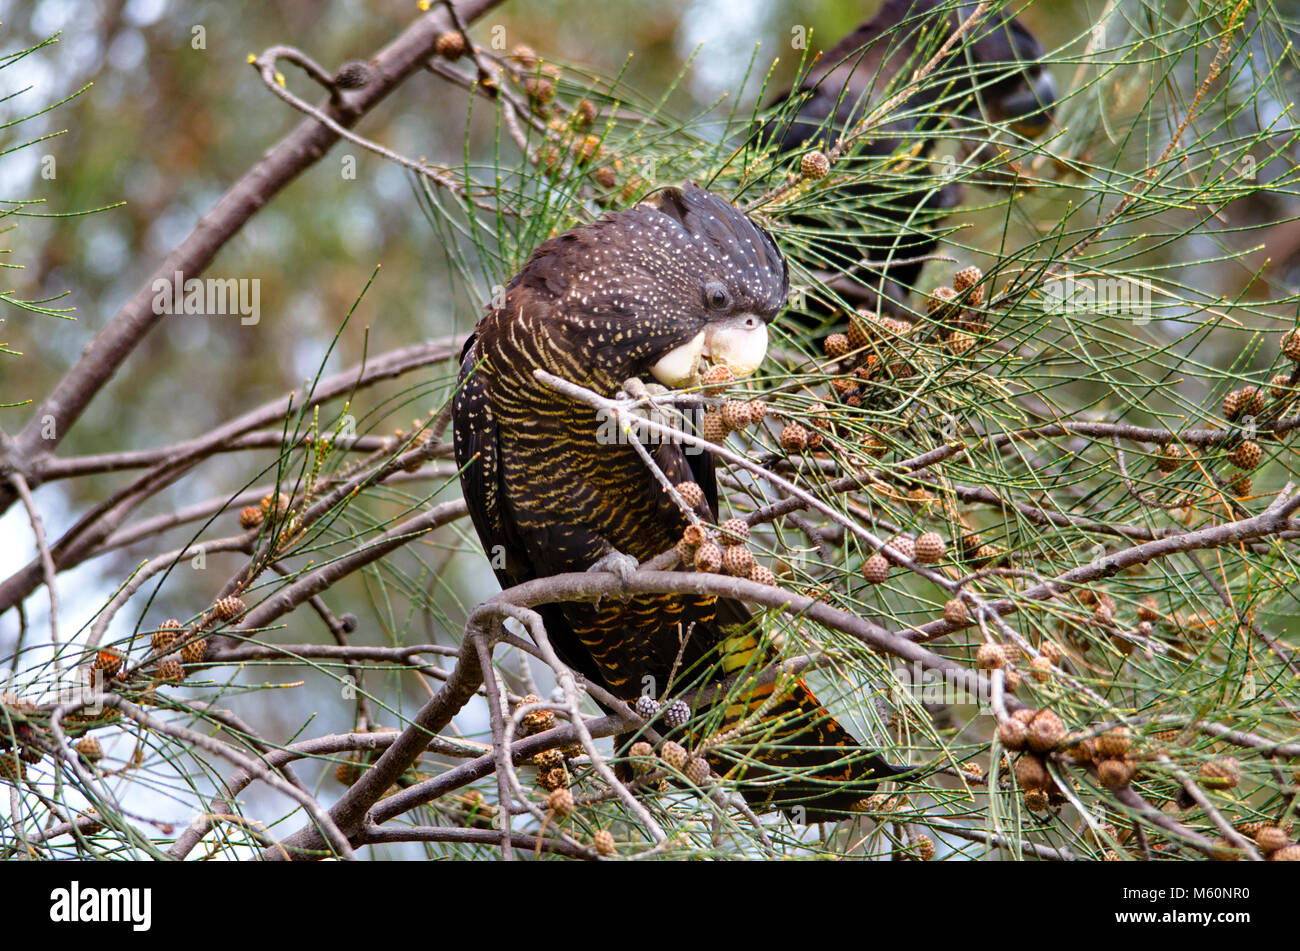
[648,316,770,388]
[702,315,768,378]
[649,330,706,388]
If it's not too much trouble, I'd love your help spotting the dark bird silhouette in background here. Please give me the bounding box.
[762,0,1056,320]
[454,184,907,819]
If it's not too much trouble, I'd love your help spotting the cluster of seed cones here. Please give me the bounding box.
[773,267,988,466]
[433,36,654,207]
[505,693,708,858]
[696,375,767,445]
[1217,820,1300,862]
[0,592,244,785]
[977,638,1063,693]
[1153,328,1300,499]
[672,494,777,588]
[996,707,1143,814]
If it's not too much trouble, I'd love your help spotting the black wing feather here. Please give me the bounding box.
[453,335,529,591]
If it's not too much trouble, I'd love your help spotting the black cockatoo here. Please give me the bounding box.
[763,0,1056,317]
[454,184,904,819]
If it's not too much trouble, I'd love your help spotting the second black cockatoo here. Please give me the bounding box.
[763,0,1056,317]
[454,184,905,820]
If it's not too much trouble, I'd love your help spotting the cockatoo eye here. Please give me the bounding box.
[705,282,731,310]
